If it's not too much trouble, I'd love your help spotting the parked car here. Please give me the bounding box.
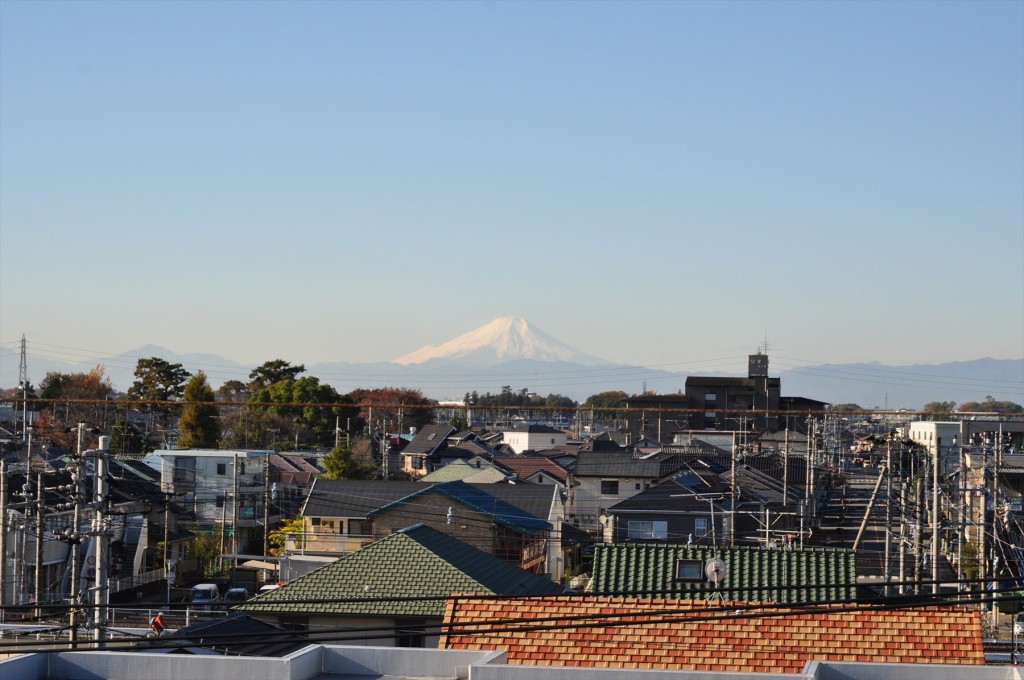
[189,583,220,611]
[1015,613,1024,637]
[222,587,249,606]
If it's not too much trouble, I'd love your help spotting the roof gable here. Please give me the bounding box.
[368,481,551,535]
[239,524,561,618]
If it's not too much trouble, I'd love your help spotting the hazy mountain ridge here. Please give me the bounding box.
[9,320,1022,409]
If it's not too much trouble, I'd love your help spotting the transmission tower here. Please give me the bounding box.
[19,335,28,440]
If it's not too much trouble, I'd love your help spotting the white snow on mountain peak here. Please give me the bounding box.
[392,317,606,366]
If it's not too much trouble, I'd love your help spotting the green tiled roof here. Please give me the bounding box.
[589,544,858,604]
[239,524,562,619]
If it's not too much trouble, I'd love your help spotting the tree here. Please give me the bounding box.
[923,401,957,415]
[267,518,305,556]
[957,397,1022,414]
[247,375,359,450]
[37,367,116,446]
[216,379,250,403]
[321,442,375,480]
[248,360,305,391]
[177,371,221,449]
[347,387,434,434]
[126,357,192,432]
[109,407,148,455]
[583,390,629,410]
[828,403,864,413]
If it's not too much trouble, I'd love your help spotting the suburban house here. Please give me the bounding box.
[587,543,860,603]
[489,455,569,485]
[240,523,562,647]
[367,482,551,573]
[568,447,712,536]
[439,595,984,672]
[400,426,507,478]
[601,469,732,545]
[500,424,568,453]
[295,479,572,581]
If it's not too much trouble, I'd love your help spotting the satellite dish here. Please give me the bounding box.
[705,558,727,585]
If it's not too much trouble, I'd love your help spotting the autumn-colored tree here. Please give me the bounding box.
[178,371,221,449]
[957,397,1022,414]
[267,517,305,556]
[37,367,116,446]
[347,387,434,434]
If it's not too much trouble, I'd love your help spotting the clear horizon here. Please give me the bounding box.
[2,1,1022,386]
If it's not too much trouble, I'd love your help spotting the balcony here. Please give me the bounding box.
[285,531,375,555]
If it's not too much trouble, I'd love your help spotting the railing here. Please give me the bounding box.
[109,567,166,595]
[285,532,374,554]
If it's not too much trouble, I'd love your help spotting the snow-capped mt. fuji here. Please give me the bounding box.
[393,317,608,367]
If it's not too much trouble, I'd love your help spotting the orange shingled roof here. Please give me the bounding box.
[439,596,985,673]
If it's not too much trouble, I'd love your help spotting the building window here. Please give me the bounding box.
[217,463,226,475]
[216,495,225,508]
[694,518,708,535]
[627,521,668,540]
[600,480,619,495]
[675,559,704,582]
[635,483,641,490]
[411,456,423,470]
[705,392,716,402]
[396,621,426,647]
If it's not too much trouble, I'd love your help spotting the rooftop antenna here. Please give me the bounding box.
[705,556,727,601]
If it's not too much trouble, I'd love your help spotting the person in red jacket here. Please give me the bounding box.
[150,612,166,636]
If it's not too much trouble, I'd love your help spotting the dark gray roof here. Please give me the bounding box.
[302,479,557,525]
[404,425,457,455]
[573,450,691,479]
[369,481,551,535]
[165,612,310,656]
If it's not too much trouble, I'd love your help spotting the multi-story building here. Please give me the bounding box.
[142,449,282,557]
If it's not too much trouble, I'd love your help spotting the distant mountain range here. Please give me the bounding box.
[12,317,1023,409]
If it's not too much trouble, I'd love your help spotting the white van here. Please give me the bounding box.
[189,583,220,610]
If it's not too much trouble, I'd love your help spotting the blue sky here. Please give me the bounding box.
[1,0,1022,387]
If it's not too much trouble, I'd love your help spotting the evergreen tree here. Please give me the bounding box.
[178,371,221,449]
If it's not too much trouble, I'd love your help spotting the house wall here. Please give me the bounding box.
[250,612,441,648]
[503,431,567,454]
[570,476,652,536]
[607,511,723,546]
[371,491,500,556]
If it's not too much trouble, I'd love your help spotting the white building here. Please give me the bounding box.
[142,449,280,555]
[501,425,567,454]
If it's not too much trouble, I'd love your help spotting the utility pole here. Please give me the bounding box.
[0,460,6,622]
[69,424,85,646]
[884,439,892,597]
[263,454,270,558]
[92,436,110,646]
[730,431,737,548]
[782,423,789,508]
[231,453,239,583]
[933,437,940,595]
[34,472,44,621]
